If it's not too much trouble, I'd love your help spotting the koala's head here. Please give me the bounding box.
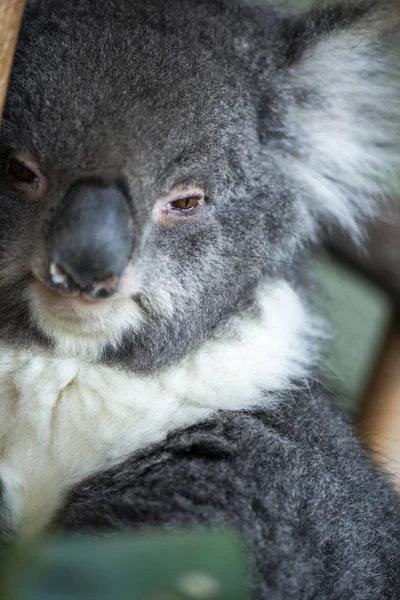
[0,0,398,371]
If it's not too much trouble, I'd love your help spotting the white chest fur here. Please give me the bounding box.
[0,281,317,538]
[0,353,213,537]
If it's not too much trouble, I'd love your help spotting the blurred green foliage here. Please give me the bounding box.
[1,531,249,600]
[0,532,248,600]
[313,256,391,415]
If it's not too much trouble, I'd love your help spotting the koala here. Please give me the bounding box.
[0,0,399,596]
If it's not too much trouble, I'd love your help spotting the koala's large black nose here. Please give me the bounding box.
[47,183,133,299]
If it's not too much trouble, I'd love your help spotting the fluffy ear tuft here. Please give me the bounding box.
[281,1,400,238]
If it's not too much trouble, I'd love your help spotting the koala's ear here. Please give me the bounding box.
[280,1,400,237]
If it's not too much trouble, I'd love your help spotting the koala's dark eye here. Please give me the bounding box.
[8,158,36,183]
[5,153,47,200]
[169,197,200,212]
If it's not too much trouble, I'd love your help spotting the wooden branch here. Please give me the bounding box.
[0,0,25,118]
[358,316,400,491]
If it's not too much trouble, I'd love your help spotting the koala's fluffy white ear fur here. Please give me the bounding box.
[284,1,400,238]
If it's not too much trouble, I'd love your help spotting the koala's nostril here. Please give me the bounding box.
[87,275,119,299]
[49,262,75,295]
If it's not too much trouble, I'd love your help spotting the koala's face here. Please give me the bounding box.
[0,0,298,369]
[0,0,398,370]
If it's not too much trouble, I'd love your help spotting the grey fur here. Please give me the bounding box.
[60,387,400,599]
[0,0,399,597]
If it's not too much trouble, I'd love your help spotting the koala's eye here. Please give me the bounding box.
[169,196,200,212]
[8,158,36,183]
[153,186,205,223]
[5,152,47,200]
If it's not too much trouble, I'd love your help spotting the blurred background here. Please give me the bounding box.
[283,0,399,417]
[281,0,400,490]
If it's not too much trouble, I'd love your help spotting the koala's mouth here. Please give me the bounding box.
[26,276,145,356]
[28,278,137,334]
[32,280,112,318]
[28,258,138,324]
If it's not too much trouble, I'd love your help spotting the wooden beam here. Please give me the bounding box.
[0,0,25,118]
[358,315,400,491]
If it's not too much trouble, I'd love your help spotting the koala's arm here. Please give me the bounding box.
[59,393,400,600]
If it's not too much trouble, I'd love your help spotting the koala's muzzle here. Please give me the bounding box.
[46,183,133,299]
